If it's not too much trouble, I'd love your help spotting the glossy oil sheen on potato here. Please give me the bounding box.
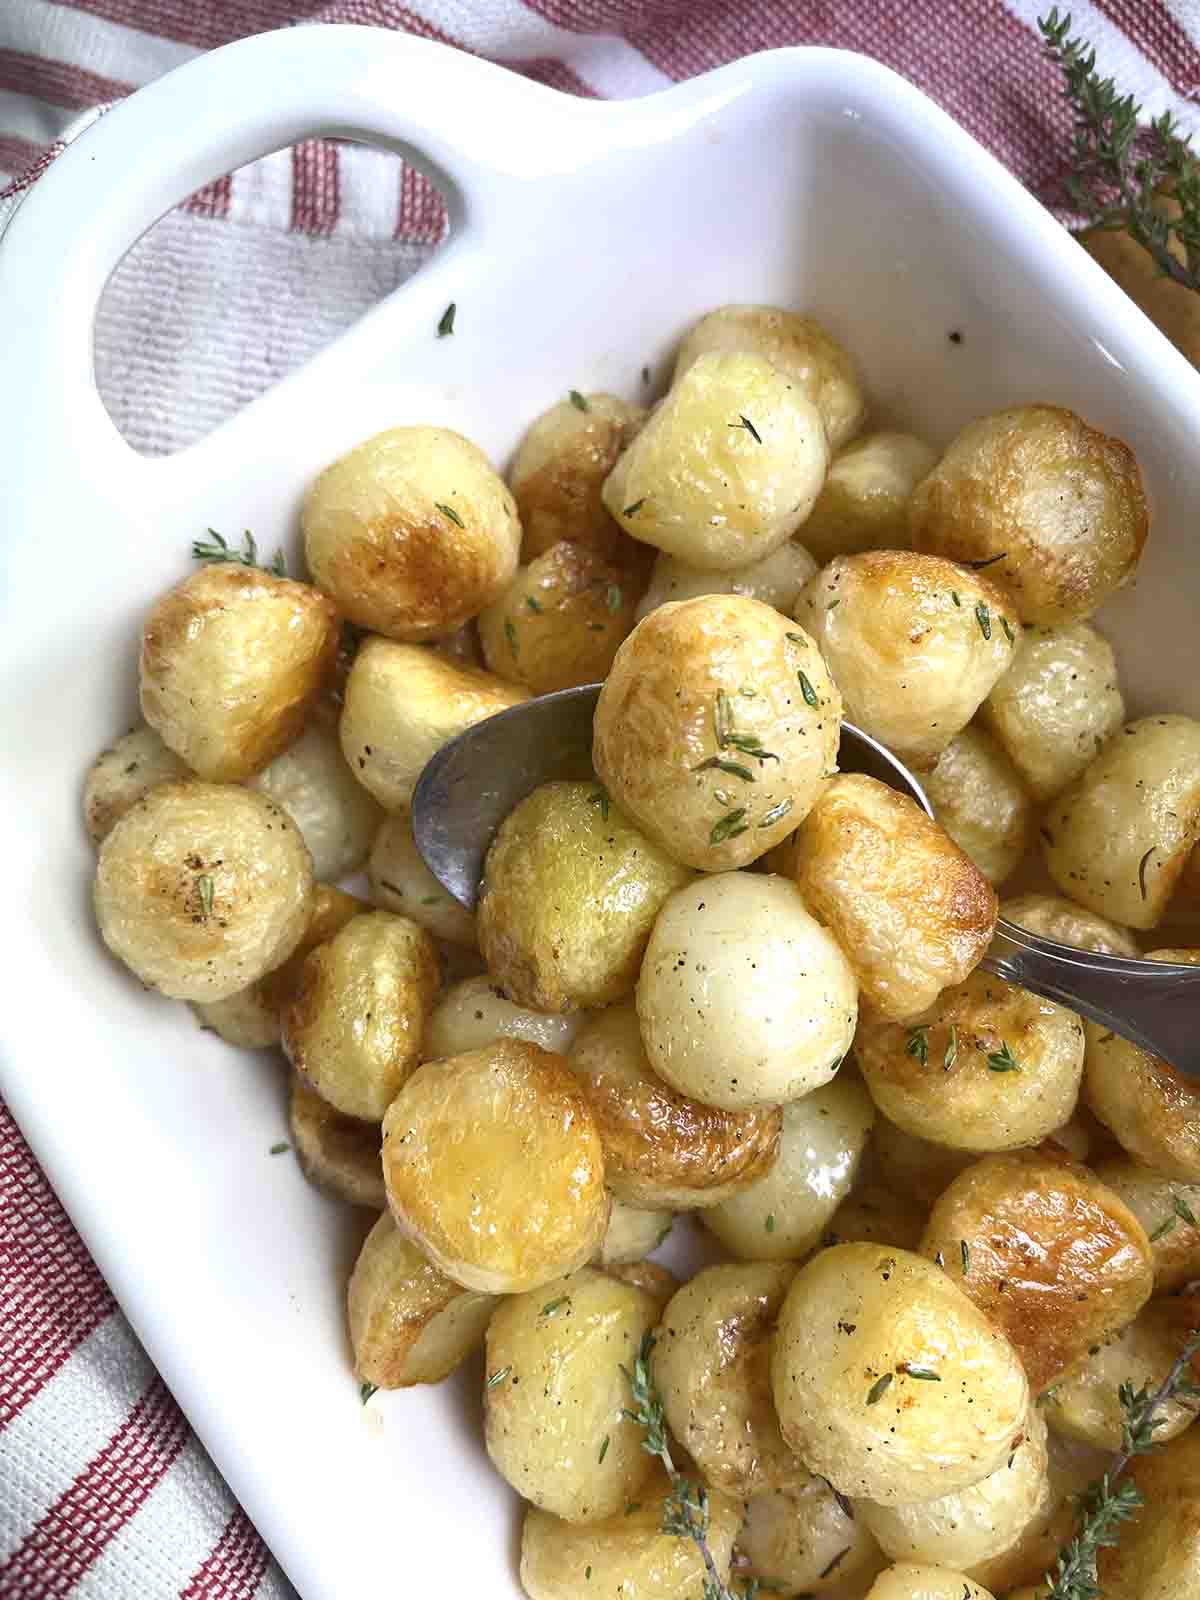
[424,974,581,1062]
[865,1566,996,1600]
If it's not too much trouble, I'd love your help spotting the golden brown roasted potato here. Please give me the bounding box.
[830,1180,927,1253]
[785,773,998,1020]
[864,1567,996,1600]
[83,723,191,845]
[139,565,338,782]
[339,637,528,813]
[287,1074,385,1208]
[1094,1423,1200,1596]
[603,351,829,569]
[249,714,382,880]
[93,780,313,1002]
[593,595,841,871]
[771,1244,1029,1505]
[595,1199,674,1266]
[347,1212,496,1388]
[477,781,693,1013]
[737,1477,885,1597]
[978,622,1124,802]
[869,1122,975,1212]
[381,1039,609,1293]
[634,539,817,622]
[367,812,476,948]
[281,910,440,1121]
[673,304,867,450]
[1092,1156,1200,1291]
[924,727,1035,886]
[908,405,1148,624]
[302,424,520,640]
[855,972,1085,1152]
[424,973,581,1061]
[603,1259,679,1310]
[566,1002,781,1211]
[801,430,938,561]
[794,552,1019,772]
[1001,891,1139,957]
[919,1150,1154,1393]
[510,391,644,560]
[638,872,858,1111]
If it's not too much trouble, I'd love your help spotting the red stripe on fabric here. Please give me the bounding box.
[185,172,233,220]
[0,1101,116,1429]
[0,47,131,110]
[291,138,340,235]
[394,160,446,243]
[180,1507,270,1600]
[44,0,299,53]
[1091,0,1200,96]
[0,134,46,176]
[0,1374,190,1596]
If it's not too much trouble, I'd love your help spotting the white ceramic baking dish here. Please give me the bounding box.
[3,24,1200,1599]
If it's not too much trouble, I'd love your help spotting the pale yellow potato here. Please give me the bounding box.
[870,1122,974,1211]
[673,304,867,450]
[978,622,1124,802]
[478,781,693,1012]
[634,539,817,621]
[603,351,829,569]
[1043,714,1200,929]
[566,1002,782,1211]
[519,1467,740,1600]
[604,1260,679,1310]
[924,728,1034,886]
[908,405,1148,624]
[830,1181,927,1253]
[192,980,282,1051]
[801,431,938,561]
[786,774,998,1020]
[94,780,313,1002]
[347,1212,495,1388]
[919,1150,1153,1393]
[424,974,581,1062]
[858,1403,1049,1572]
[478,540,640,692]
[249,714,382,880]
[595,1199,673,1266]
[1095,1425,1200,1597]
[288,1074,384,1208]
[368,812,475,948]
[1000,891,1139,957]
[302,424,520,640]
[484,1267,658,1522]
[702,1074,874,1260]
[140,565,338,782]
[593,595,841,870]
[638,872,858,1111]
[281,910,440,1121]
[653,1263,805,1497]
[795,553,1019,772]
[339,637,528,814]
[1093,1156,1200,1291]
[771,1244,1029,1505]
[83,723,191,844]
[1084,950,1200,1178]
[509,392,644,559]
[381,1039,609,1293]
[865,1566,995,1600]
[855,972,1085,1152]
[738,1477,884,1596]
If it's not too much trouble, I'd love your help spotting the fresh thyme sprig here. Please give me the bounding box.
[1043,1329,1200,1599]
[1039,8,1200,291]
[192,527,287,577]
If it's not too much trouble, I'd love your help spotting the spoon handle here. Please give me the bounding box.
[982,920,1200,1075]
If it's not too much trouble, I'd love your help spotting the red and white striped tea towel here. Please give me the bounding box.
[3,3,1200,1596]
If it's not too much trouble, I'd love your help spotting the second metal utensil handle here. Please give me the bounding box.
[984,921,1200,1076]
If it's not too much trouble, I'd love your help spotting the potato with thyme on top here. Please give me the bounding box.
[509,391,644,560]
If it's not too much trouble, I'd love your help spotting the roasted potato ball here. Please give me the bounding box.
[603,352,829,569]
[907,405,1148,624]
[339,637,527,814]
[638,872,858,1111]
[864,1566,996,1600]
[249,714,382,880]
[485,1267,658,1522]
[830,1181,927,1253]
[1000,891,1139,957]
[1042,714,1200,928]
[424,973,581,1061]
[673,304,867,450]
[1095,1423,1200,1597]
[634,539,817,621]
[94,780,313,1002]
[795,552,1019,772]
[510,392,644,559]
[924,728,1034,886]
[593,595,841,871]
[302,424,520,640]
[83,723,191,844]
[919,1150,1153,1393]
[596,1199,673,1266]
[786,774,998,1020]
[855,972,1085,1152]
[367,812,475,948]
[870,1121,974,1211]
[770,1244,1029,1505]
[281,910,440,1121]
[1093,1156,1200,1291]
[478,781,693,1013]
[566,1002,782,1211]
[477,540,639,693]
[139,565,338,782]
[519,1467,741,1600]
[347,1212,496,1388]
[978,622,1124,802]
[1084,950,1200,1179]
[381,1039,609,1293]
[702,1074,874,1260]
[604,1259,679,1310]
[288,1074,384,1208]
[654,1263,807,1497]
[801,431,939,561]
[738,1476,884,1596]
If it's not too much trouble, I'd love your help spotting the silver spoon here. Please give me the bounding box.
[412,683,1200,1076]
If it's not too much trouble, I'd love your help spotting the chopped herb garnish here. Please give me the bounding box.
[951,590,961,607]
[714,688,734,747]
[192,527,286,577]
[1138,846,1155,901]
[437,302,456,337]
[965,552,1007,569]
[786,631,805,644]
[693,755,756,783]
[641,366,650,385]
[866,1373,893,1405]
[269,1141,289,1155]
[420,895,439,905]
[1001,615,1016,643]
[975,601,992,640]
[196,875,214,919]
[945,1024,959,1072]
[525,595,544,613]
[902,1364,942,1381]
[987,1040,1021,1073]
[622,498,646,517]
[1175,1194,1198,1228]
[711,809,750,845]
[730,413,762,443]
[961,1239,971,1274]
[798,670,819,707]
[934,1250,945,1268]
[360,1381,378,1404]
[589,786,610,820]
[504,620,519,658]
[585,1566,592,1580]
[486,1366,512,1389]
[906,1025,930,1068]
[569,389,590,412]
[606,583,623,612]
[598,1434,610,1463]
[1150,1215,1178,1243]
[765,1213,776,1233]
[436,502,465,528]
[758,798,794,829]
[541,1297,570,1316]
[624,1502,641,1515]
